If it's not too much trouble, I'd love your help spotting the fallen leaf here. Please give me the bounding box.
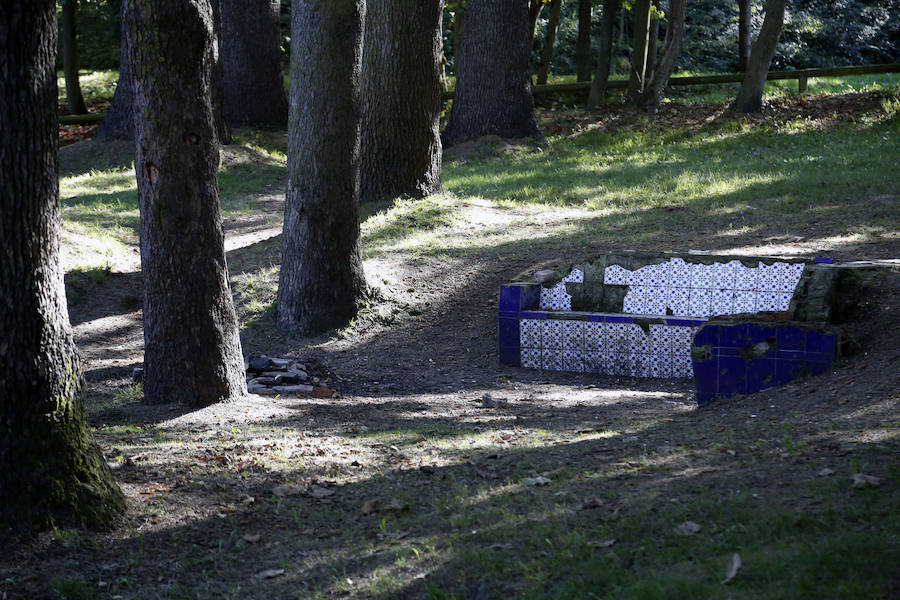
[523,476,551,486]
[817,468,835,477]
[361,498,379,515]
[242,533,261,543]
[851,473,881,488]
[675,521,702,536]
[722,553,742,584]
[255,568,285,579]
[309,485,335,499]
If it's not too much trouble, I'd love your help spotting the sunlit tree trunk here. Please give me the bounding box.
[634,0,687,113]
[733,0,785,113]
[127,0,247,405]
[61,0,87,114]
[277,0,368,335]
[536,0,562,85]
[625,0,652,105]
[588,0,620,106]
[0,0,124,530]
[738,0,751,72]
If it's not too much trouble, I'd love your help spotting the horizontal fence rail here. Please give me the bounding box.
[58,63,899,125]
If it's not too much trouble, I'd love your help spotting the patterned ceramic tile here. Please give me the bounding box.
[562,268,585,283]
[603,264,630,285]
[649,324,671,352]
[733,265,758,291]
[755,262,780,292]
[562,321,584,350]
[780,262,804,292]
[667,287,691,316]
[732,290,756,314]
[520,348,541,369]
[672,354,694,378]
[583,351,603,374]
[626,266,648,286]
[584,322,604,352]
[773,292,792,312]
[542,320,563,349]
[710,289,734,316]
[542,349,563,371]
[688,289,712,317]
[712,260,740,289]
[754,291,780,312]
[630,353,649,378]
[520,319,542,348]
[627,324,650,354]
[668,258,691,288]
[643,287,667,315]
[563,350,584,373]
[622,287,646,314]
[649,353,673,378]
[644,264,671,287]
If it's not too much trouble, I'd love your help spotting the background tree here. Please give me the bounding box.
[733,0,786,112]
[625,0,653,104]
[575,0,592,81]
[442,0,543,146]
[536,0,563,85]
[360,0,443,205]
[632,0,687,112]
[61,0,87,114]
[277,0,368,335]
[93,2,134,141]
[209,0,232,144]
[219,0,288,129]
[127,0,247,406]
[0,0,124,530]
[737,0,751,71]
[587,0,620,105]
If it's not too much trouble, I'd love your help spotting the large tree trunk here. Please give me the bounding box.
[277,0,368,335]
[536,0,562,85]
[220,0,288,129]
[360,0,443,205]
[442,0,543,146]
[0,0,124,530]
[625,0,652,105]
[738,0,751,72]
[575,0,592,82]
[634,0,687,112]
[127,0,247,406]
[733,0,785,113]
[587,0,620,106]
[94,2,134,140]
[61,0,87,114]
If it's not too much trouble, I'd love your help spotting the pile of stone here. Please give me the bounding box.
[245,355,336,398]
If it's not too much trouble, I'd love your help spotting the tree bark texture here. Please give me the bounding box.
[588,0,620,106]
[733,0,785,113]
[626,0,652,104]
[442,0,543,146]
[94,1,134,140]
[738,0,751,72]
[576,0,592,82]
[528,0,543,41]
[0,0,124,530]
[646,0,660,83]
[536,0,562,85]
[277,0,368,335]
[127,0,247,406]
[634,0,687,112]
[61,0,87,114]
[360,0,443,204]
[209,0,232,144]
[220,0,288,129]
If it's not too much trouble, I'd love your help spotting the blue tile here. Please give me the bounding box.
[522,284,541,310]
[499,285,522,312]
[693,324,719,346]
[714,346,742,357]
[606,314,635,324]
[717,356,748,396]
[587,313,606,322]
[747,323,778,344]
[718,323,749,348]
[746,358,777,393]
[498,345,520,366]
[665,317,707,327]
[498,317,520,349]
[519,311,549,319]
[776,349,806,361]
[692,358,718,393]
[777,326,807,351]
[814,257,834,264]
[805,331,836,355]
[696,390,717,406]
[775,359,805,384]
[499,310,519,319]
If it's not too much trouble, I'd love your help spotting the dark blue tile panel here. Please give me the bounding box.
[777,326,807,351]
[717,355,748,396]
[498,317,520,351]
[498,345,521,367]
[499,283,540,312]
[665,317,707,327]
[746,358,777,393]
[519,311,548,319]
[693,323,719,347]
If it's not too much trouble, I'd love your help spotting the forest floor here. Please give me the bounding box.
[2,88,900,599]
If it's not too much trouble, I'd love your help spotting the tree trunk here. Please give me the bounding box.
[93,2,134,140]
[0,0,124,531]
[645,0,660,84]
[442,0,543,146]
[277,0,368,335]
[738,0,751,72]
[733,0,785,113]
[626,0,652,105]
[587,0,620,106]
[209,0,232,144]
[575,0,592,82]
[220,0,288,129]
[634,0,686,112]
[61,0,87,114]
[536,0,562,85]
[528,0,543,41]
[127,0,247,406]
[360,0,443,204]
[453,1,466,67]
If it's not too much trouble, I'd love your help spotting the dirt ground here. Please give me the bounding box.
[2,102,898,599]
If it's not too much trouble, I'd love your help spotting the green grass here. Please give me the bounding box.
[57,69,119,108]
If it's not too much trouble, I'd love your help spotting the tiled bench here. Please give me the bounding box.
[499,253,839,403]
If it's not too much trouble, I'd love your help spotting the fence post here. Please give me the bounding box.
[798,74,808,94]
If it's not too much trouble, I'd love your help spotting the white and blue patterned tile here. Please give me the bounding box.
[520,348,541,369]
[643,287,668,315]
[627,324,650,354]
[713,260,740,289]
[672,354,694,378]
[667,287,691,316]
[520,319,542,348]
[732,290,755,314]
[563,349,584,373]
[688,289,712,317]
[541,349,563,371]
[754,291,780,312]
[584,322,604,352]
[668,258,691,288]
[629,353,650,378]
[773,292,792,312]
[562,320,584,350]
[689,263,715,289]
[603,265,631,285]
[626,266,649,286]
[622,287,647,314]
[780,262,804,292]
[649,353,673,378]
[733,264,758,291]
[582,351,603,374]
[541,320,563,349]
[649,324,671,353]
[755,262,780,292]
[643,264,670,288]
[562,268,584,283]
[710,289,734,316]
